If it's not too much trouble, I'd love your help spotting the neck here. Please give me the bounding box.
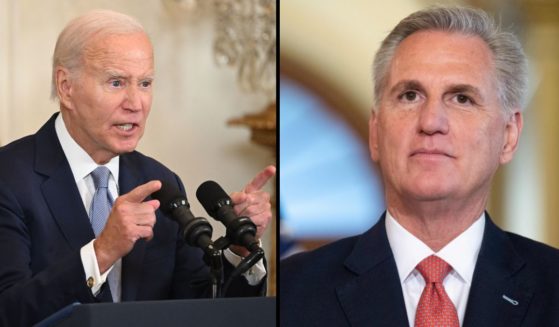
[386,195,487,252]
[60,110,115,165]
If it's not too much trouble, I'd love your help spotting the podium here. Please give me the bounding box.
[36,297,275,327]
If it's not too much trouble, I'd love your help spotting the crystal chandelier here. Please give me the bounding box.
[164,0,276,98]
[213,0,276,99]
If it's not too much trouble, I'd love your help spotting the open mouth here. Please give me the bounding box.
[116,123,134,131]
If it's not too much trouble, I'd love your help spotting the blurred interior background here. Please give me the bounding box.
[0,0,277,294]
[280,0,559,257]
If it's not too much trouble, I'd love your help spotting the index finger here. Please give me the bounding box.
[244,165,276,193]
[121,180,162,203]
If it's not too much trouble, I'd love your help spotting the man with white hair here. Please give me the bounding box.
[281,5,559,327]
[0,9,275,326]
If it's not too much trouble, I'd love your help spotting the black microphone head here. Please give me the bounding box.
[196,180,231,217]
[152,180,189,214]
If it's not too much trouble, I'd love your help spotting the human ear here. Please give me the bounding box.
[369,108,380,162]
[500,111,523,164]
[55,67,75,110]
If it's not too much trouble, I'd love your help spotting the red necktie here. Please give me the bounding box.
[414,255,459,327]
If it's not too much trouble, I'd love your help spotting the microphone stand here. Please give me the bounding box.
[201,242,223,299]
[181,217,224,299]
[213,233,265,296]
[185,223,265,298]
[184,215,265,297]
[195,182,267,296]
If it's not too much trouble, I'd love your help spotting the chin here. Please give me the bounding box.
[410,192,451,202]
[406,181,456,201]
[112,142,139,154]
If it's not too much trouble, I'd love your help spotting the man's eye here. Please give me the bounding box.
[110,80,122,87]
[140,81,151,88]
[399,91,418,102]
[455,94,472,104]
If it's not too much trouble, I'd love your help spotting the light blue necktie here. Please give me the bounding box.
[89,166,120,302]
[90,166,113,236]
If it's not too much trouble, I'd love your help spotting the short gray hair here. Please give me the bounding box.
[51,9,146,100]
[372,5,527,113]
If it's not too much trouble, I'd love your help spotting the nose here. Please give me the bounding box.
[123,86,142,112]
[418,98,449,135]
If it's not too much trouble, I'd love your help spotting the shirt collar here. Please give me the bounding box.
[55,113,119,182]
[386,210,485,285]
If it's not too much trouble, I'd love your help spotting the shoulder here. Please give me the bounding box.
[281,235,360,275]
[0,135,35,165]
[121,151,178,180]
[506,231,559,269]
[120,151,188,197]
[280,235,361,296]
[502,231,559,321]
[0,135,38,188]
[279,235,365,325]
[494,229,559,305]
[122,150,169,170]
[0,113,58,164]
[280,217,390,285]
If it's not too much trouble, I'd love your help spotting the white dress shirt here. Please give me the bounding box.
[385,211,485,326]
[54,114,266,301]
[55,115,122,300]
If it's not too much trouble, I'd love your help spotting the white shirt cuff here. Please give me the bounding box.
[223,242,267,286]
[80,240,113,295]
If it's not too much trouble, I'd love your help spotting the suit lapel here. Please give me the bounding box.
[336,215,409,327]
[36,114,95,249]
[463,215,534,327]
[34,114,156,301]
[119,154,147,301]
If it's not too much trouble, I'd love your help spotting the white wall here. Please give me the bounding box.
[0,0,275,252]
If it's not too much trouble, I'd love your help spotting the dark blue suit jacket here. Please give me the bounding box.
[280,213,559,326]
[0,114,262,326]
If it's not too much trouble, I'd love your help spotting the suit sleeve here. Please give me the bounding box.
[0,181,98,326]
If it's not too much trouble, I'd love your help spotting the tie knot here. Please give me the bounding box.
[91,166,111,189]
[416,255,452,284]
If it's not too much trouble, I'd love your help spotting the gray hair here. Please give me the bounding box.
[51,9,146,100]
[372,5,527,113]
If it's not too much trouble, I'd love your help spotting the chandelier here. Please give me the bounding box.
[164,0,276,98]
[213,0,276,98]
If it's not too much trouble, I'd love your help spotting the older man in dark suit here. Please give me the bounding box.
[280,5,559,327]
[0,9,275,326]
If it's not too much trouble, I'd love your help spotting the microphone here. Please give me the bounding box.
[152,181,213,250]
[196,181,260,252]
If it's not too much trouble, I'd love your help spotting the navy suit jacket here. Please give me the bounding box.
[280,213,559,326]
[0,114,263,326]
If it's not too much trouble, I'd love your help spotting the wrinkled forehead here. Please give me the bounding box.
[387,30,497,89]
[82,32,154,71]
[396,30,493,60]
